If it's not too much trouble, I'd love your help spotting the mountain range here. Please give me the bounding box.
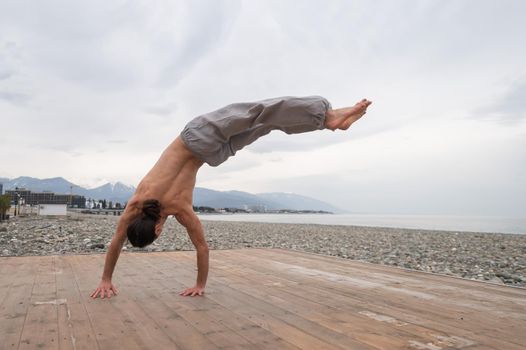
[0,176,343,213]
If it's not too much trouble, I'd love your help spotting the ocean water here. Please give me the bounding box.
[197,213,526,235]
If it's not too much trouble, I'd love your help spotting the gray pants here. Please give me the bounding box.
[180,95,332,167]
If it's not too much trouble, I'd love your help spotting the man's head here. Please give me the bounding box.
[127,199,163,248]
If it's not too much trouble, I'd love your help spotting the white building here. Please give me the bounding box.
[38,204,67,216]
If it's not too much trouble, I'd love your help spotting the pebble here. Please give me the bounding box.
[0,214,525,287]
[90,243,105,249]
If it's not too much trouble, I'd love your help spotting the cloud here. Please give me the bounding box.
[475,79,526,124]
[143,104,177,117]
[0,41,19,80]
[0,70,14,81]
[106,140,128,144]
[0,91,30,105]
[156,1,241,87]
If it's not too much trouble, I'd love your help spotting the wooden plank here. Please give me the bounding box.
[0,256,39,350]
[269,248,526,299]
[226,249,526,344]
[55,255,99,350]
[225,248,526,321]
[0,257,15,307]
[18,256,59,350]
[89,253,218,350]
[85,253,227,349]
[204,253,468,350]
[117,253,246,349]
[245,248,526,324]
[208,251,490,350]
[135,252,301,350]
[207,257,439,349]
[67,255,143,350]
[215,249,526,349]
[150,252,371,350]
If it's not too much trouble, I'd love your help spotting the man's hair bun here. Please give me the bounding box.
[142,199,161,221]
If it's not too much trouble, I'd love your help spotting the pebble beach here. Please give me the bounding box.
[1,214,525,287]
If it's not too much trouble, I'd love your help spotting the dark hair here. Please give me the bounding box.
[127,199,161,248]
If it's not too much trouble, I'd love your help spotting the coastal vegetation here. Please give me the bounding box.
[0,194,11,221]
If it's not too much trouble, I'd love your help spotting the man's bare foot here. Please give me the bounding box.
[324,99,372,131]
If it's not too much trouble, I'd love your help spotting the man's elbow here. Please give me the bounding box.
[196,243,209,253]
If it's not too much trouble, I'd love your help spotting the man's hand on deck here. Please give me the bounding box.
[91,279,119,299]
[179,285,205,297]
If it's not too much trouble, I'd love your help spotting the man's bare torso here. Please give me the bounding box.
[130,136,204,215]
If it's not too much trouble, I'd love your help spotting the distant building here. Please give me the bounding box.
[5,188,86,208]
[0,183,3,195]
[38,204,67,216]
[243,204,267,213]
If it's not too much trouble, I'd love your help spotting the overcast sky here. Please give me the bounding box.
[1,0,525,216]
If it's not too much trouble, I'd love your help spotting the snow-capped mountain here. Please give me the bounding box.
[87,182,136,203]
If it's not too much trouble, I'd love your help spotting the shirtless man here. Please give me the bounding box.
[90,96,372,299]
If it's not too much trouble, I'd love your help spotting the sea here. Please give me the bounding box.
[197,213,526,235]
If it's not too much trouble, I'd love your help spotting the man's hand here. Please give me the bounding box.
[179,285,205,297]
[91,279,119,299]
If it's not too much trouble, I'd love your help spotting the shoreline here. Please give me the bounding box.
[201,216,525,236]
[1,214,525,287]
[197,212,526,235]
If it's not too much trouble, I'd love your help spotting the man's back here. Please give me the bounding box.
[134,137,204,215]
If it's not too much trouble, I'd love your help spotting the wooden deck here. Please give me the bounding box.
[0,249,525,350]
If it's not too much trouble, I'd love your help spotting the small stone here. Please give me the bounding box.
[0,227,7,232]
[90,243,105,249]
[496,272,511,279]
[511,274,526,282]
[83,238,91,244]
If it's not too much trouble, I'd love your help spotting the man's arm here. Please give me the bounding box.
[175,207,209,296]
[90,202,139,299]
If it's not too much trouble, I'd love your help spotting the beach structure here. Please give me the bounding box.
[0,248,524,349]
[37,203,67,216]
